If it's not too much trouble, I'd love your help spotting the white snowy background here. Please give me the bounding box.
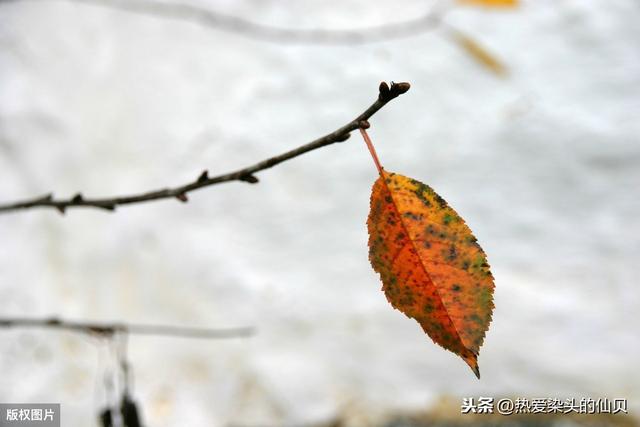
[0,0,639,425]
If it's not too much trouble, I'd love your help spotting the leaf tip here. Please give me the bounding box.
[472,364,481,379]
[463,352,481,379]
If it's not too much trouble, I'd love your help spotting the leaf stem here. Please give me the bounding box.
[359,128,383,174]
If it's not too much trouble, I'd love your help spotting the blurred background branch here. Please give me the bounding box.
[1,0,448,44]
[0,316,255,339]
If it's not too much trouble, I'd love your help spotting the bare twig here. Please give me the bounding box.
[0,316,255,339]
[0,81,410,215]
[1,0,446,45]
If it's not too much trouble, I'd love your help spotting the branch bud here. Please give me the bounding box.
[197,170,209,183]
[378,81,390,101]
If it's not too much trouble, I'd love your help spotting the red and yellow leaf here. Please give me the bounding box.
[453,31,507,76]
[361,124,495,379]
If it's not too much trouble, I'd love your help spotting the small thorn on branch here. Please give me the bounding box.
[56,205,66,215]
[71,193,84,203]
[95,203,116,212]
[197,170,209,183]
[175,193,189,203]
[239,174,259,184]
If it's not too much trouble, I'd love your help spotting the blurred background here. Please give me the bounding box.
[0,0,639,425]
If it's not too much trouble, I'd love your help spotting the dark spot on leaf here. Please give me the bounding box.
[403,212,421,221]
[433,193,447,208]
[446,245,458,261]
[443,213,455,225]
[452,284,461,292]
[413,188,432,207]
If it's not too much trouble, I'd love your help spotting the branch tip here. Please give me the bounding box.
[390,81,411,95]
[176,193,189,203]
[378,81,410,101]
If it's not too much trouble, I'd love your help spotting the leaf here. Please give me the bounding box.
[457,0,518,7]
[367,170,495,378]
[453,31,507,76]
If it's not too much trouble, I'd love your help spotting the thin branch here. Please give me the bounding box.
[1,0,447,45]
[0,316,255,339]
[0,81,410,215]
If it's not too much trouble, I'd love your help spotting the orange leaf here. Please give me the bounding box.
[367,170,495,378]
[457,0,518,7]
[454,31,507,76]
